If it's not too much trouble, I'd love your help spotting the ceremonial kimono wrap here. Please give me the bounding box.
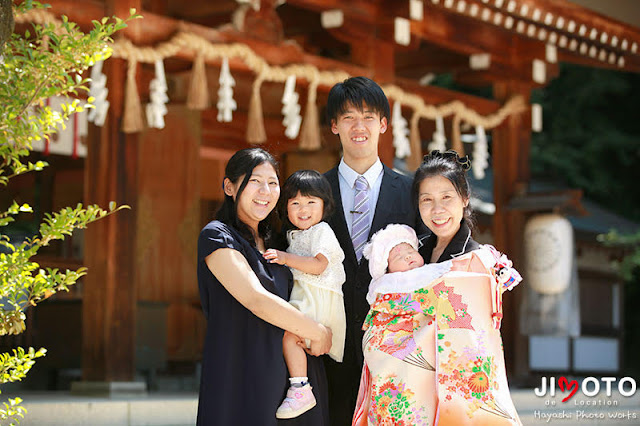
[353,246,522,426]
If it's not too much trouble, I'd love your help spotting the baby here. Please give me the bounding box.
[356,224,523,426]
[363,224,452,305]
[363,224,521,326]
[386,237,424,274]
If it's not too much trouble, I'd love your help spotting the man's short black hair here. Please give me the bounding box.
[326,76,390,123]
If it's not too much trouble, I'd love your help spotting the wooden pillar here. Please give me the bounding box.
[136,105,203,363]
[146,0,167,15]
[492,80,532,383]
[350,40,396,84]
[79,0,142,388]
[350,39,396,167]
[81,56,139,385]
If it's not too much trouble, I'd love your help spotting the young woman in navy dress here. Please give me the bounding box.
[196,148,332,425]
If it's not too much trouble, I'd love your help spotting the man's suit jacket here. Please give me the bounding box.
[324,164,419,367]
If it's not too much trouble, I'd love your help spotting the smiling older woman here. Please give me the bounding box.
[196,148,332,426]
[353,151,523,426]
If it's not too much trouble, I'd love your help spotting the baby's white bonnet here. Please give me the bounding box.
[363,224,419,280]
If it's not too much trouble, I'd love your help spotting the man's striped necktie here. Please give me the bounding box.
[351,175,370,261]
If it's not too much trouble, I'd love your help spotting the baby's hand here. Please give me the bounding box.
[263,248,287,265]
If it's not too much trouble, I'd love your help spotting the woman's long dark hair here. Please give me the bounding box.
[216,148,280,247]
[412,150,475,230]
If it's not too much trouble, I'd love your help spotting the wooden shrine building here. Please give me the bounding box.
[9,0,640,391]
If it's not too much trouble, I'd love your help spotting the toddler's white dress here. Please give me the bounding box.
[287,221,346,362]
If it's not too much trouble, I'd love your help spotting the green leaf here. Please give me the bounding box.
[0,2,134,410]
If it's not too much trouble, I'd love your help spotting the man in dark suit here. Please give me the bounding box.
[323,77,421,425]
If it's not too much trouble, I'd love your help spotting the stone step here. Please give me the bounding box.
[11,392,198,426]
[8,387,640,425]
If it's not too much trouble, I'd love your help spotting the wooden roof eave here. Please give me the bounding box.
[506,188,586,216]
[512,0,640,45]
[288,0,549,71]
[285,0,380,24]
[394,77,500,115]
[558,49,640,73]
[286,0,640,75]
[286,0,556,85]
[414,0,640,74]
[44,0,504,116]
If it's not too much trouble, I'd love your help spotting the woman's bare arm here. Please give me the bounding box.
[206,248,331,355]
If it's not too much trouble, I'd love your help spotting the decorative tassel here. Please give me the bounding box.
[187,54,210,110]
[146,59,169,129]
[391,101,411,159]
[407,112,422,170]
[88,60,110,127]
[246,73,267,144]
[298,80,321,150]
[428,115,446,152]
[216,57,237,122]
[281,75,302,139]
[122,59,145,133]
[451,114,465,156]
[531,103,543,132]
[473,125,488,179]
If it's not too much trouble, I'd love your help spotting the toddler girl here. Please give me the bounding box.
[263,169,346,420]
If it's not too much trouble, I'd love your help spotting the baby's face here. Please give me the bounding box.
[387,243,424,274]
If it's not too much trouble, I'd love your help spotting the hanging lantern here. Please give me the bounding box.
[523,213,573,295]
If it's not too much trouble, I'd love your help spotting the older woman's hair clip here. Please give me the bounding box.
[423,150,472,171]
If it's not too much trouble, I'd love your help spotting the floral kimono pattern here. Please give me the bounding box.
[353,247,522,426]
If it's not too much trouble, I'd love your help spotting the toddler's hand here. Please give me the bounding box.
[263,248,287,265]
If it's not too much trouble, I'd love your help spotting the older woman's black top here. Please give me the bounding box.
[196,220,329,425]
[418,221,480,263]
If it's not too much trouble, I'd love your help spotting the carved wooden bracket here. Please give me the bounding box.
[233,0,284,44]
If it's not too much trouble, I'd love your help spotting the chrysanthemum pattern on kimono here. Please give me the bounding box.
[368,374,430,425]
[353,246,523,426]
